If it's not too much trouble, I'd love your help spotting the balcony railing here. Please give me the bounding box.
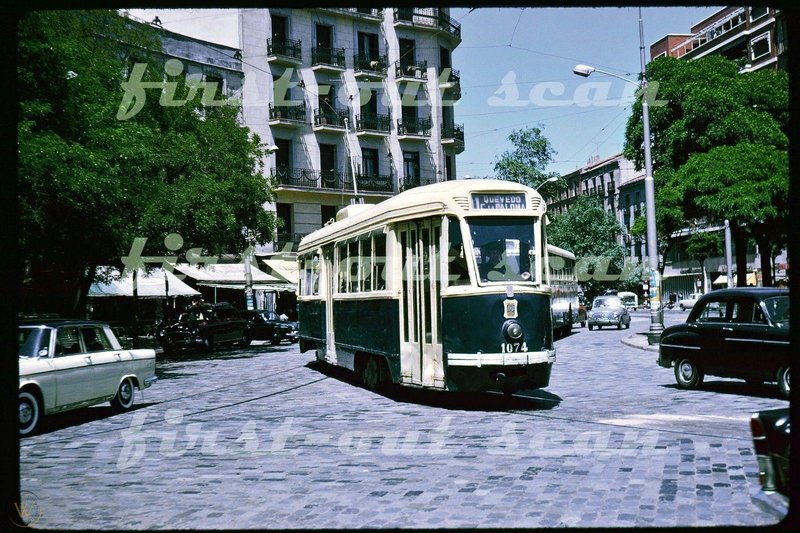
[269,103,306,123]
[355,174,394,192]
[320,8,383,20]
[399,176,438,192]
[670,7,746,58]
[439,67,460,86]
[395,60,428,80]
[356,113,391,133]
[397,117,432,136]
[267,38,302,61]
[353,53,388,75]
[441,122,464,142]
[272,166,352,189]
[311,46,346,69]
[393,8,461,39]
[314,108,349,128]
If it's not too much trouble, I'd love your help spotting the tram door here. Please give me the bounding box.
[323,246,337,364]
[398,219,443,387]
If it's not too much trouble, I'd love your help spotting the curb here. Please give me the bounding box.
[621,334,660,353]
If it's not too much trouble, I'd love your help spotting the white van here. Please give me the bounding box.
[618,291,638,311]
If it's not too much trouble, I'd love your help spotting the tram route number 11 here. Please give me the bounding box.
[500,342,528,353]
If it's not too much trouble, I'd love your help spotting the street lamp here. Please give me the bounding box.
[574,7,663,337]
[533,176,558,191]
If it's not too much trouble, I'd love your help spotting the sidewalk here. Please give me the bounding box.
[621,332,659,353]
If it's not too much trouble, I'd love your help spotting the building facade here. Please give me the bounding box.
[239,8,464,252]
[650,6,787,72]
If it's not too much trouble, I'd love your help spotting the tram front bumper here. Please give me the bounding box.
[445,350,556,393]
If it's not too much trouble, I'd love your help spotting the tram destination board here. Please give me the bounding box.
[471,193,527,210]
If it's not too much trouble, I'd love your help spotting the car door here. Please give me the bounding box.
[688,297,729,372]
[80,325,125,398]
[51,326,97,409]
[724,297,785,380]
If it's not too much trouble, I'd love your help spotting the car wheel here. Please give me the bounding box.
[674,359,704,389]
[19,391,40,436]
[617,318,623,330]
[777,367,790,399]
[111,377,136,411]
[203,337,214,352]
[588,324,593,331]
[239,333,251,348]
[679,304,685,311]
[625,319,630,329]
[597,325,602,330]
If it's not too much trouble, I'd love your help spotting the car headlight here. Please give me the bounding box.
[587,312,594,318]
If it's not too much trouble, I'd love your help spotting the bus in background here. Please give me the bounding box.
[296,180,556,395]
[548,244,584,337]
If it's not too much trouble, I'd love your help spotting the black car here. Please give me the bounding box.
[157,303,249,355]
[750,408,789,520]
[242,310,298,345]
[657,288,790,397]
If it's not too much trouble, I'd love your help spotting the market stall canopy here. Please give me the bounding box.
[260,258,299,285]
[712,272,757,286]
[89,267,200,298]
[173,262,285,290]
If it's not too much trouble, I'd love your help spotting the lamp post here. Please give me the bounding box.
[533,176,558,191]
[574,7,663,337]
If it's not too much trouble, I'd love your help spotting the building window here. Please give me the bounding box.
[276,203,292,237]
[751,32,770,60]
[204,73,225,97]
[445,155,454,180]
[750,7,768,22]
[361,148,379,176]
[275,139,291,168]
[403,151,420,181]
[321,205,337,226]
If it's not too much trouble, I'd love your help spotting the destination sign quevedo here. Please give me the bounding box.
[471,193,528,210]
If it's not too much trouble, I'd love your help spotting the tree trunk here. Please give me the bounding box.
[755,234,773,287]
[730,224,748,287]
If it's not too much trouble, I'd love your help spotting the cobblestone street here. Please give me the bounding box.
[19,310,788,528]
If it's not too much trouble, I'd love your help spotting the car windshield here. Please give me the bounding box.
[19,327,51,358]
[762,296,789,324]
[593,297,622,308]
[468,217,537,283]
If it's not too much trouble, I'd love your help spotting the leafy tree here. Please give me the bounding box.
[547,196,634,299]
[494,126,566,194]
[685,231,723,293]
[18,11,278,316]
[623,55,789,286]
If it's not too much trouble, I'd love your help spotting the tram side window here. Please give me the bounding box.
[348,242,359,292]
[373,234,387,290]
[446,216,470,286]
[300,254,320,297]
[361,238,372,292]
[337,243,348,293]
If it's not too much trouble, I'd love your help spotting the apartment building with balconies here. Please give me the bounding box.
[650,6,787,72]
[240,8,464,252]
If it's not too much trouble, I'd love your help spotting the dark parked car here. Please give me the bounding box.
[242,310,298,345]
[157,303,249,355]
[750,408,789,519]
[587,295,631,330]
[657,288,790,397]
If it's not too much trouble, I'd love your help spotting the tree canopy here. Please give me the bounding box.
[493,126,565,194]
[18,11,278,315]
[622,55,789,286]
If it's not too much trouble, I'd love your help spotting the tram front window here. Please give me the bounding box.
[468,217,537,283]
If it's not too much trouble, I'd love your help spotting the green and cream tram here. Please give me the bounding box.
[297,180,557,394]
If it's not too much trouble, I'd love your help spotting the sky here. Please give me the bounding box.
[127,6,723,177]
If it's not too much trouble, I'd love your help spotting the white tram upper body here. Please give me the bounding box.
[297,180,559,394]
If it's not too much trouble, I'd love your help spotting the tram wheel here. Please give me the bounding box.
[361,355,383,390]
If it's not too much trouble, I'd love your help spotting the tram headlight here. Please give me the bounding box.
[503,320,524,341]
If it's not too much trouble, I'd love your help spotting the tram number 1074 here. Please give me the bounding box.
[500,342,528,353]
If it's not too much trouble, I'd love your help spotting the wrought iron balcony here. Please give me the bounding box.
[319,8,383,20]
[439,67,460,87]
[356,113,391,134]
[393,8,461,40]
[399,176,439,192]
[267,38,302,62]
[313,108,349,129]
[269,103,306,124]
[395,60,428,81]
[441,122,465,153]
[271,166,352,190]
[353,53,388,76]
[355,173,394,193]
[397,117,432,137]
[311,46,346,69]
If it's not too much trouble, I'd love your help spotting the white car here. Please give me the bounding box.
[18,319,157,435]
[678,292,703,311]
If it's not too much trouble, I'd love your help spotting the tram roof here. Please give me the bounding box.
[298,179,547,252]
